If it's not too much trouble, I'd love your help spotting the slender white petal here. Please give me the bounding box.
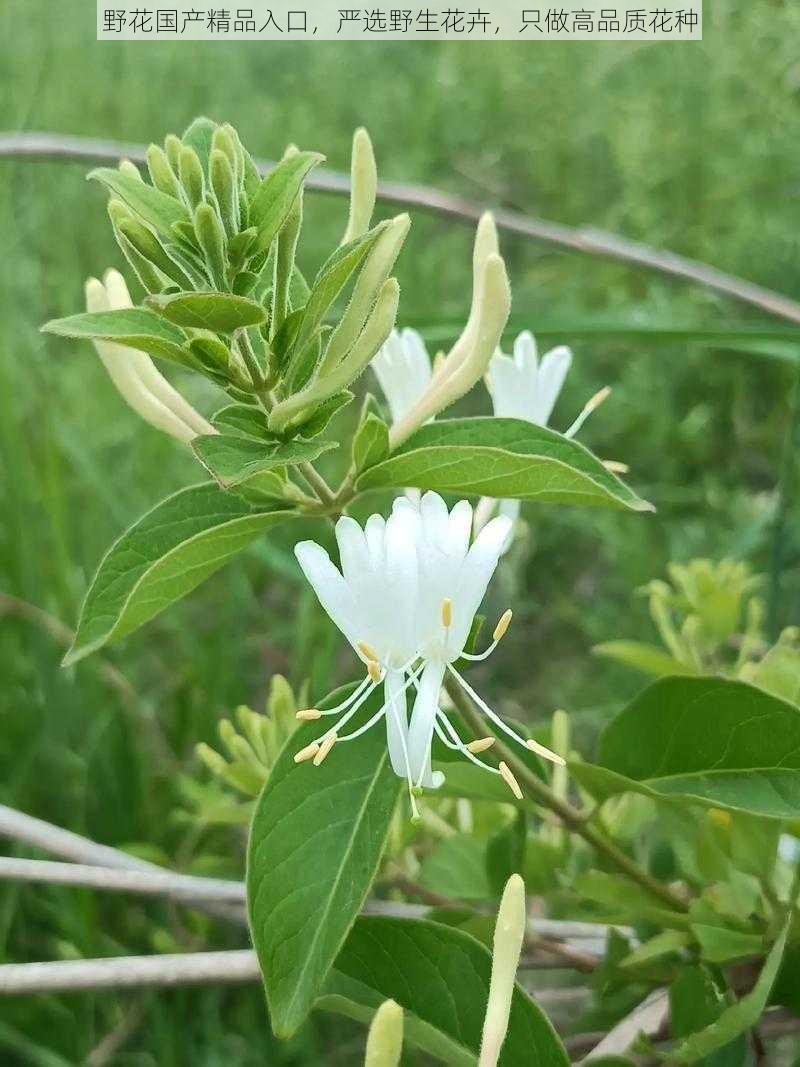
[384,667,410,777]
[407,660,446,786]
[530,345,572,425]
[294,541,361,648]
[372,327,432,425]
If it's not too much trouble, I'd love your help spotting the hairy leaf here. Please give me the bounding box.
[357,418,652,512]
[192,433,336,488]
[64,484,291,666]
[88,167,189,234]
[250,151,324,253]
[148,291,266,332]
[247,687,401,1038]
[43,308,192,369]
[320,917,570,1066]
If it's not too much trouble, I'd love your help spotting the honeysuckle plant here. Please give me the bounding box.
[38,117,800,1063]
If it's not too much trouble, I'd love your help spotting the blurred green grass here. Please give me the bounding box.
[1,0,800,1061]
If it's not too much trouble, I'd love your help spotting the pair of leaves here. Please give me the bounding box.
[357,418,653,512]
[571,676,800,820]
[63,483,293,666]
[246,687,568,1063]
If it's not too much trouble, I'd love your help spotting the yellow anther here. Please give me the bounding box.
[367,660,382,683]
[294,741,320,764]
[357,640,380,662]
[296,708,322,721]
[313,732,338,766]
[498,761,523,800]
[441,598,453,628]
[467,737,496,754]
[708,808,732,829]
[586,385,611,413]
[493,609,513,642]
[602,460,629,474]
[526,738,566,767]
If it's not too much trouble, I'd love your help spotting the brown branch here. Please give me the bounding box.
[3,132,800,327]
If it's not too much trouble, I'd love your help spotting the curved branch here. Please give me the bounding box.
[3,131,800,326]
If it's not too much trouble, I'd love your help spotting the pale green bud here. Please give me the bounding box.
[342,127,377,245]
[318,213,409,378]
[147,143,182,199]
[270,277,399,432]
[116,217,194,290]
[194,202,228,289]
[164,134,182,172]
[179,146,206,210]
[118,159,143,182]
[479,874,526,1067]
[364,1000,403,1067]
[210,147,239,237]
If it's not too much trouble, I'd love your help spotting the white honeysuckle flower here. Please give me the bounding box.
[86,270,215,444]
[371,327,433,426]
[293,490,563,819]
[481,330,611,534]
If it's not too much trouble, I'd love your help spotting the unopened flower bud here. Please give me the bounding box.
[364,999,403,1067]
[479,874,526,1067]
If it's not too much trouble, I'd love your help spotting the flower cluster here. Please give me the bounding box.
[293,490,563,818]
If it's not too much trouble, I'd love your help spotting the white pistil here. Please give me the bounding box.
[498,761,523,800]
[565,385,611,439]
[294,741,320,764]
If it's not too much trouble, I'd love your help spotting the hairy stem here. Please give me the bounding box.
[444,677,689,914]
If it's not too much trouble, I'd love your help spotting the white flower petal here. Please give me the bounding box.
[294,541,361,647]
[532,345,572,425]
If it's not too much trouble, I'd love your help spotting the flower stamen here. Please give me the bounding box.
[603,459,629,474]
[565,385,611,439]
[357,640,380,663]
[493,609,513,642]
[441,598,453,628]
[294,741,320,764]
[313,733,338,766]
[499,761,523,800]
[526,738,566,766]
[296,708,322,721]
[467,736,496,754]
[367,660,382,683]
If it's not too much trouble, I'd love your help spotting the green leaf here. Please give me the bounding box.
[42,308,192,369]
[291,391,353,439]
[181,116,218,171]
[669,965,749,1067]
[88,167,189,234]
[691,924,764,964]
[620,929,690,969]
[418,834,492,900]
[668,919,790,1062]
[64,484,291,666]
[353,413,390,473]
[148,291,266,332]
[320,917,569,1067]
[211,404,271,440]
[573,676,800,819]
[575,870,690,930]
[247,686,401,1038]
[192,433,336,489]
[357,418,653,512]
[593,641,696,678]
[250,151,324,254]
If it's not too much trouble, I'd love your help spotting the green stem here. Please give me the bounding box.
[444,677,689,915]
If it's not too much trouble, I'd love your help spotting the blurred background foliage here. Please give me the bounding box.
[2,0,800,1061]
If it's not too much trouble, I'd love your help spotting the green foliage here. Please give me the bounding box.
[63,484,292,665]
[321,917,570,1066]
[357,417,653,511]
[247,685,401,1038]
